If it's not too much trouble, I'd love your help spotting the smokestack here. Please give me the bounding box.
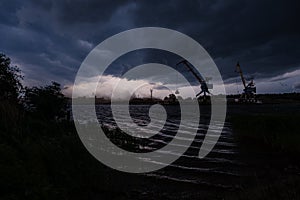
[150,88,153,100]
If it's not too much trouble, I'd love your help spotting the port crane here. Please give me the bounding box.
[176,60,213,99]
[235,62,257,102]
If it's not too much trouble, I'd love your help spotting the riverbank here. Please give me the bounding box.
[230,114,300,154]
[226,111,300,200]
[1,101,300,199]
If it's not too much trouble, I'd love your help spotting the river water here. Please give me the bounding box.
[73,103,300,198]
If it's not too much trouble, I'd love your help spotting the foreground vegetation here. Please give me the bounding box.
[0,54,124,199]
[230,114,300,154]
[228,113,300,199]
[0,101,119,199]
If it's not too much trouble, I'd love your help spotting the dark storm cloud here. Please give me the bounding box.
[132,0,300,80]
[294,82,300,90]
[0,0,137,85]
[0,0,299,92]
[56,0,130,25]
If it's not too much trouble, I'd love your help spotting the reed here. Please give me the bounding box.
[230,114,300,154]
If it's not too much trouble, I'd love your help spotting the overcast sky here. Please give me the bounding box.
[0,0,300,97]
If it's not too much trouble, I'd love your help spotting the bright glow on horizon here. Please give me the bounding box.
[63,67,300,99]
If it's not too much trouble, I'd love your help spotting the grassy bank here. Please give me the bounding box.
[230,113,300,154]
[229,113,300,199]
[0,101,130,200]
[225,175,300,200]
[1,100,300,199]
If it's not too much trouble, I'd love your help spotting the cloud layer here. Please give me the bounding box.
[0,0,299,95]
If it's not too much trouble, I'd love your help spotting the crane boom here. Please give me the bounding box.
[176,60,212,98]
[176,60,203,84]
[235,62,246,88]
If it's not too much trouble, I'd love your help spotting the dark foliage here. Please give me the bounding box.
[0,53,23,102]
[24,82,68,120]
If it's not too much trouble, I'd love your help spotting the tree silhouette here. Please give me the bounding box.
[0,53,23,102]
[24,82,67,120]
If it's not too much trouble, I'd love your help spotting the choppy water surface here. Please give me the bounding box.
[75,104,300,196]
